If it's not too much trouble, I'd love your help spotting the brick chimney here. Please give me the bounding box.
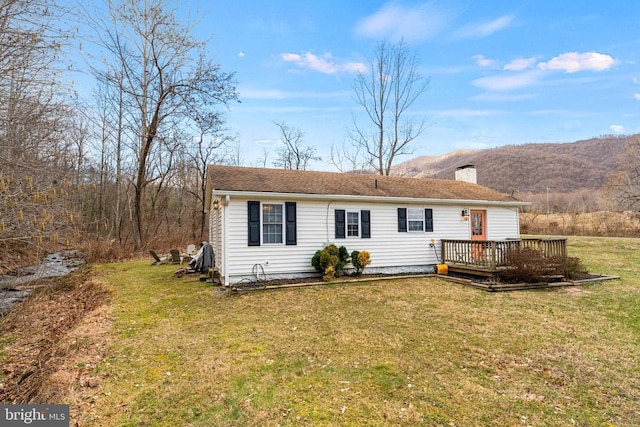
[455,164,477,184]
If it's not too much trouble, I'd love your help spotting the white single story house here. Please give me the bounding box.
[205,164,529,285]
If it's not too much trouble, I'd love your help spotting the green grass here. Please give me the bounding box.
[90,237,640,426]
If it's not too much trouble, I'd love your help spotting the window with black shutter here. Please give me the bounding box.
[398,208,407,232]
[398,207,433,232]
[361,210,371,238]
[335,209,346,238]
[248,201,260,246]
[285,202,297,245]
[248,201,297,246]
[425,208,433,232]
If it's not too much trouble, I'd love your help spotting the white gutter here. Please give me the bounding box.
[211,190,530,207]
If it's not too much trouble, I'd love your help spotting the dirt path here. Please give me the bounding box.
[0,268,112,426]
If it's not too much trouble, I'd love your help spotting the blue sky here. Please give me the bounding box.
[161,1,640,169]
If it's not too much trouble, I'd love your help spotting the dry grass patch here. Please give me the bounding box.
[84,239,640,426]
[0,269,111,407]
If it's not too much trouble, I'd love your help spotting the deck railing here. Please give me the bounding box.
[519,237,568,259]
[441,238,567,271]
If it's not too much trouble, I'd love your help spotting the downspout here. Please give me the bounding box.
[325,200,335,244]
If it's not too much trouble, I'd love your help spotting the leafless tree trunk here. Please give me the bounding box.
[272,121,320,170]
[0,0,85,263]
[229,141,244,166]
[330,140,369,173]
[256,147,270,168]
[183,113,234,239]
[350,39,429,175]
[90,0,238,250]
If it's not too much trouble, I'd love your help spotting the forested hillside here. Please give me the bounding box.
[395,135,630,195]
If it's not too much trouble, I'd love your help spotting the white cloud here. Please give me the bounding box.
[455,15,513,39]
[634,93,640,100]
[280,52,366,75]
[537,52,616,73]
[472,70,542,91]
[354,2,451,42]
[472,55,496,68]
[609,125,625,134]
[503,57,537,71]
[238,51,246,57]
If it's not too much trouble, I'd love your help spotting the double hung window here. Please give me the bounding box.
[335,209,371,239]
[347,211,360,237]
[398,208,433,233]
[248,201,297,246]
[262,204,283,244]
[407,208,425,231]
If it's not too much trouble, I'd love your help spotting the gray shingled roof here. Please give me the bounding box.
[207,165,521,203]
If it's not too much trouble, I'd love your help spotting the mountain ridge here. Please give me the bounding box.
[394,135,631,195]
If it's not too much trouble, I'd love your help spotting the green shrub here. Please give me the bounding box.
[350,250,371,276]
[312,245,371,281]
[311,250,323,272]
[311,244,343,281]
[336,245,349,276]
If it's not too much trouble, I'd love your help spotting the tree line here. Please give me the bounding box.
[3,0,639,268]
[1,0,433,265]
[1,0,241,264]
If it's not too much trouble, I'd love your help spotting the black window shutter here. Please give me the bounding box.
[335,209,345,239]
[397,208,407,232]
[285,202,297,245]
[248,201,260,246]
[361,210,371,238]
[425,208,433,232]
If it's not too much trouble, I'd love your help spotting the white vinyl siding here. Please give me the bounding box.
[486,207,521,240]
[215,196,521,284]
[209,205,223,275]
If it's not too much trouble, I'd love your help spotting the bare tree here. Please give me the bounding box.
[0,0,70,168]
[228,140,244,166]
[255,147,270,168]
[0,0,87,264]
[351,39,429,175]
[92,0,238,249]
[609,135,640,209]
[272,121,319,170]
[330,140,369,173]
[184,113,235,239]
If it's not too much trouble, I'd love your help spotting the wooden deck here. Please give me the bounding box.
[441,237,568,277]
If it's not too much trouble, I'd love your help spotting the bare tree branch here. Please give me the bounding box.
[350,39,429,175]
[272,121,320,170]
[90,0,238,249]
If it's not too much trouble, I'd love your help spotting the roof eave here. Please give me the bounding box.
[211,190,530,207]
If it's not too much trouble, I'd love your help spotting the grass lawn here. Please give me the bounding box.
[89,236,639,426]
